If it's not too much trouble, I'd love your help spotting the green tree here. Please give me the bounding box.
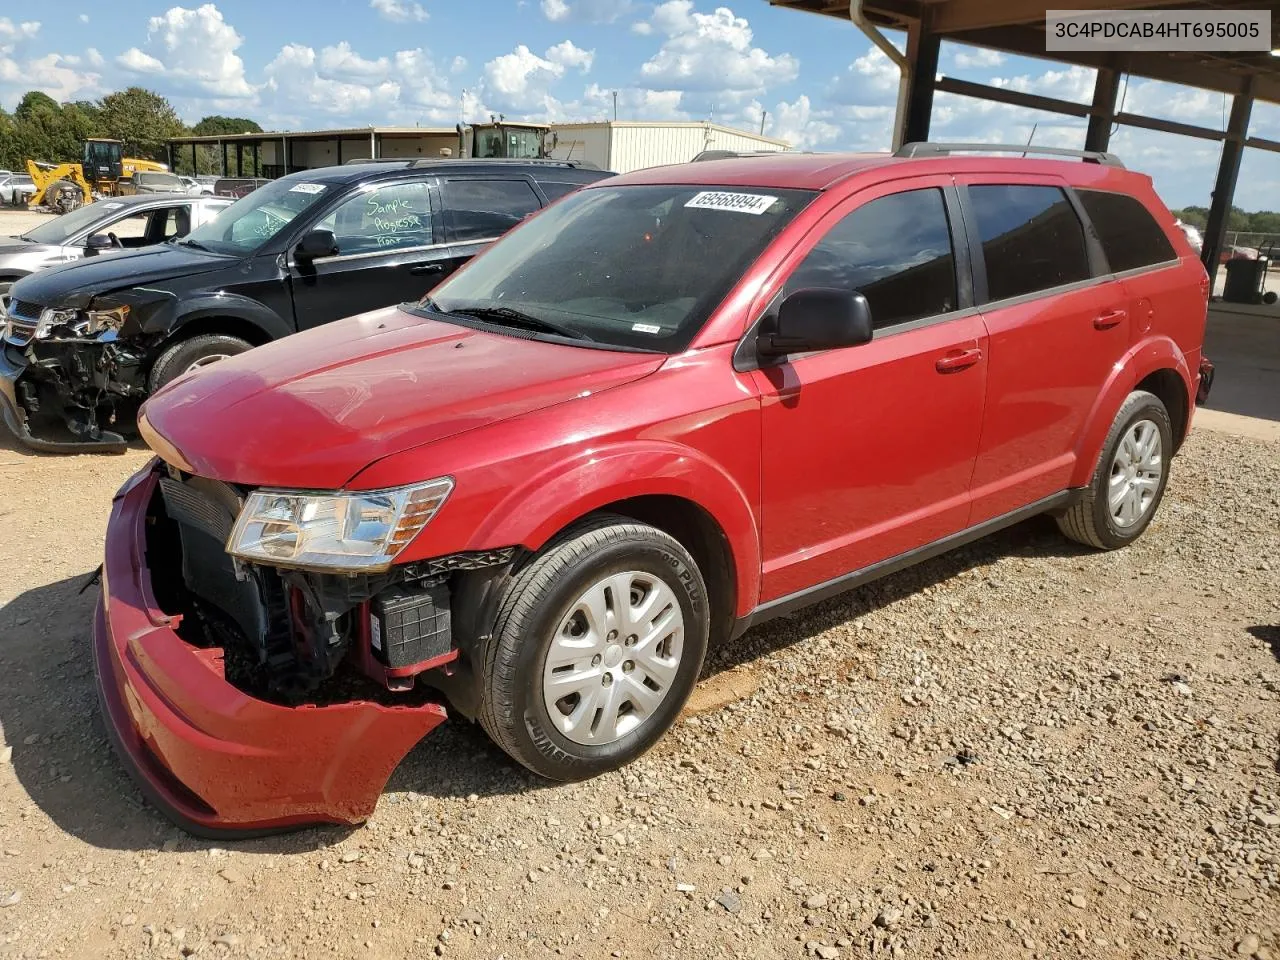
[191,115,263,137]
[13,91,59,122]
[97,87,184,160]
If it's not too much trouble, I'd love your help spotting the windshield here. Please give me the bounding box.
[180,177,332,255]
[422,184,814,352]
[23,201,126,244]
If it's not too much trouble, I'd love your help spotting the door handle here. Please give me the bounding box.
[1093,308,1127,330]
[410,263,445,275]
[935,347,983,373]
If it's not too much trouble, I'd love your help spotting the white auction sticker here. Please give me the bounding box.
[685,191,778,215]
[100,202,123,211]
[289,182,327,194]
[631,323,661,334]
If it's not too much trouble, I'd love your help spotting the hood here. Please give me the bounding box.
[7,244,231,309]
[141,306,665,489]
[0,239,56,258]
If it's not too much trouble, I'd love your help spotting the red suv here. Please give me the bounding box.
[96,145,1213,836]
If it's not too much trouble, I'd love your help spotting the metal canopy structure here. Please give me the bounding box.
[771,0,1280,273]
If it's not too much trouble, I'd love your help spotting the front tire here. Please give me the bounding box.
[479,516,710,781]
[149,333,253,393]
[1057,389,1173,549]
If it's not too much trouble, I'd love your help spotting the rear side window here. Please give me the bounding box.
[785,188,957,330]
[537,181,582,202]
[1077,189,1176,272]
[442,179,541,242]
[968,185,1090,302]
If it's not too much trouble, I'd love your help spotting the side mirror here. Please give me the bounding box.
[295,228,338,262]
[759,288,873,358]
[85,233,114,257]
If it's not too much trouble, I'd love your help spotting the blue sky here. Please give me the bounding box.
[1,0,1277,209]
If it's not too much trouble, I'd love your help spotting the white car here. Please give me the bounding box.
[179,176,215,196]
[1175,219,1203,255]
[0,174,37,206]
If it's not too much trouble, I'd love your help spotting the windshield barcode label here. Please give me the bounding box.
[685,191,778,215]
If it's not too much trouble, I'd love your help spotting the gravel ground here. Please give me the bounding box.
[0,424,1277,960]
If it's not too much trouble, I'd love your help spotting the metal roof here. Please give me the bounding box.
[773,0,1280,102]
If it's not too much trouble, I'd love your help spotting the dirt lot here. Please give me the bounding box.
[0,418,1276,960]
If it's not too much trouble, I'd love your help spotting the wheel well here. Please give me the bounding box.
[591,495,738,647]
[167,315,274,349]
[1136,368,1189,450]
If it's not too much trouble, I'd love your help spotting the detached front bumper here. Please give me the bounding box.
[0,348,128,453]
[93,463,448,837]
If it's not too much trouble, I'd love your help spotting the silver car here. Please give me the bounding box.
[0,174,37,206]
[0,194,232,302]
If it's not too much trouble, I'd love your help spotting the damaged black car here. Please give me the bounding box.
[0,159,610,452]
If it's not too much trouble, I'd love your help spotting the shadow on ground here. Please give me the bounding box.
[1,514,1087,850]
[1247,624,1280,662]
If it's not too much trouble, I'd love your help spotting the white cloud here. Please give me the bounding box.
[827,46,902,106]
[541,0,569,19]
[541,0,631,23]
[117,4,254,99]
[0,52,101,105]
[78,14,89,25]
[949,45,1004,70]
[450,55,467,74]
[263,43,398,119]
[0,18,40,44]
[370,0,427,23]
[630,20,652,35]
[768,95,842,149]
[317,41,389,81]
[545,40,593,72]
[637,0,798,121]
[85,47,103,67]
[481,41,593,115]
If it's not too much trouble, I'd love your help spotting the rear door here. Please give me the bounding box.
[435,176,543,275]
[287,176,450,329]
[960,178,1129,524]
[754,177,988,601]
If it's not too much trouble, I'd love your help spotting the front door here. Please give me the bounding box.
[288,177,451,329]
[754,178,988,602]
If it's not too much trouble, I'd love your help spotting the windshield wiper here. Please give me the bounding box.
[176,238,211,251]
[440,304,594,342]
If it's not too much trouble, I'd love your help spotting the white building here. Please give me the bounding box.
[545,121,792,172]
[166,121,791,178]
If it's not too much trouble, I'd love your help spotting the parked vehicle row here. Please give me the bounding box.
[0,158,610,449]
[65,145,1214,836]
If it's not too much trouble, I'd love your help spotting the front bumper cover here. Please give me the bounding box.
[0,348,128,453]
[93,462,448,837]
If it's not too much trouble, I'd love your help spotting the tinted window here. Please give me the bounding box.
[443,179,540,242]
[785,188,957,330]
[321,180,432,254]
[537,181,582,202]
[1077,189,1176,273]
[969,185,1090,302]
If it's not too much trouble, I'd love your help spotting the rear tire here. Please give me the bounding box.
[1057,390,1173,550]
[148,334,253,392]
[479,516,710,782]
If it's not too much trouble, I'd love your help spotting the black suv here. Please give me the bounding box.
[0,159,611,451]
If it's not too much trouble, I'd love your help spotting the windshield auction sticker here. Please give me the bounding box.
[289,183,327,194]
[685,191,779,215]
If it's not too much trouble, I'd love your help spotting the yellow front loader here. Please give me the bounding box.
[24,160,93,212]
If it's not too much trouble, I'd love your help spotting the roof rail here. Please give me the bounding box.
[895,141,1124,168]
[691,149,802,162]
[406,157,588,169]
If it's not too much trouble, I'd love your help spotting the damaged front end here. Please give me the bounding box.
[96,459,515,836]
[0,299,141,452]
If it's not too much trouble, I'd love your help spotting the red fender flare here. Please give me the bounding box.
[468,441,761,618]
[1069,335,1193,488]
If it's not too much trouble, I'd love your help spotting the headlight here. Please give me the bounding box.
[227,478,454,572]
[37,304,129,340]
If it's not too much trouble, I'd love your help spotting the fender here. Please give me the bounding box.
[469,440,762,618]
[1069,334,1192,488]
[142,293,293,343]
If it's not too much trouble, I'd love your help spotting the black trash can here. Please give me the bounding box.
[1223,256,1269,303]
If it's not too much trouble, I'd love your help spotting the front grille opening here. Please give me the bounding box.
[143,481,445,711]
